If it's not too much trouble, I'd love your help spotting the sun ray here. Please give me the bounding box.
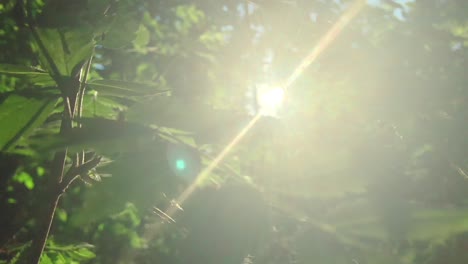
[162,113,262,220]
[284,0,366,91]
[152,0,366,236]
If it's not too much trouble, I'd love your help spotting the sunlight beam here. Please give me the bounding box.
[155,0,366,233]
[162,113,262,219]
[284,0,366,91]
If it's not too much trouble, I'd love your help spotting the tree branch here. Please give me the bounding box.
[20,2,85,262]
[61,155,102,188]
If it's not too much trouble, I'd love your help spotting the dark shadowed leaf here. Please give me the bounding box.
[407,208,468,241]
[0,94,57,151]
[70,145,179,226]
[321,201,468,246]
[99,2,142,49]
[32,28,95,77]
[34,118,158,154]
[0,64,55,86]
[127,97,248,144]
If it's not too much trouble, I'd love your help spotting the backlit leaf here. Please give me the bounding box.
[13,171,35,190]
[75,248,96,259]
[39,254,53,264]
[133,24,150,48]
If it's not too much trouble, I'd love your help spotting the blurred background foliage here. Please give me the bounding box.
[1,0,468,263]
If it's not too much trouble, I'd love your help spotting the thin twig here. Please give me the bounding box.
[62,156,102,183]
[77,56,93,120]
[76,56,93,165]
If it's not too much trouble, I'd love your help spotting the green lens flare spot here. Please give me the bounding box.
[176,159,186,171]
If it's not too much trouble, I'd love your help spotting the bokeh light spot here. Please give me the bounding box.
[176,159,186,171]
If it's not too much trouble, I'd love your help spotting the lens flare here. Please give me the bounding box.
[150,0,366,238]
[175,159,186,171]
[284,0,366,91]
[161,113,262,220]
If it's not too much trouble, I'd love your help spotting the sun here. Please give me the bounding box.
[257,85,285,117]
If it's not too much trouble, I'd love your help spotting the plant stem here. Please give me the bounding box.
[25,71,95,263]
[18,0,72,262]
[20,1,95,262]
[27,188,62,264]
[24,66,96,263]
[23,113,71,264]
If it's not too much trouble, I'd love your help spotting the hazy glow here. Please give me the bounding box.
[149,0,366,238]
[161,113,262,220]
[258,86,285,116]
[284,0,365,91]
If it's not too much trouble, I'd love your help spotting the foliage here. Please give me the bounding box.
[1,0,467,263]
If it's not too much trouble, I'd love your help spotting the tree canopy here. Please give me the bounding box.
[0,0,467,263]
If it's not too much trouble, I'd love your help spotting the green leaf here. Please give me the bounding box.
[70,147,178,226]
[99,3,142,49]
[13,171,35,190]
[37,166,45,177]
[327,200,391,242]
[321,200,468,246]
[159,127,197,147]
[0,95,57,151]
[0,64,55,86]
[407,208,468,241]
[40,254,53,264]
[32,28,95,77]
[81,93,125,119]
[56,208,68,222]
[74,248,96,260]
[88,79,169,97]
[67,247,96,261]
[127,97,248,144]
[54,253,68,264]
[35,117,157,154]
[133,24,150,48]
